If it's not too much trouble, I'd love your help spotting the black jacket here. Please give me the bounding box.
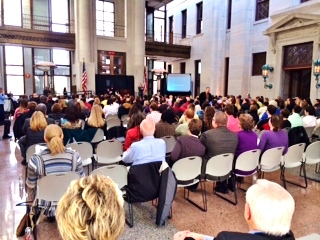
[215,231,295,240]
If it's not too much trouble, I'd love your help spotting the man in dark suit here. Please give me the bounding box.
[200,111,238,193]
[173,179,295,240]
[199,87,213,106]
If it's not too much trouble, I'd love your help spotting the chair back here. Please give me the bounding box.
[96,139,123,164]
[106,114,118,121]
[260,147,284,170]
[235,149,260,173]
[160,135,176,154]
[91,165,128,189]
[26,143,47,164]
[91,128,104,143]
[36,172,80,201]
[304,126,315,140]
[303,141,320,165]
[282,143,305,165]
[66,142,93,166]
[206,153,234,177]
[121,114,129,128]
[172,156,202,181]
[106,117,121,130]
[106,126,127,141]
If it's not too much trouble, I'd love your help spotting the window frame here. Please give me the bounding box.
[181,9,187,39]
[96,0,115,37]
[196,2,203,34]
[252,52,266,76]
[255,0,269,21]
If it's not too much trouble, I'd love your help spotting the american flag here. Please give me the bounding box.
[82,61,87,93]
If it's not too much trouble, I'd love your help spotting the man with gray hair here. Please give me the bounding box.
[173,179,295,240]
[123,119,166,165]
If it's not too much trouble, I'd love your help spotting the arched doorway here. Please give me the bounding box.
[283,69,311,99]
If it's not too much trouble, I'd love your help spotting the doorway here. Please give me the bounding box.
[286,69,311,99]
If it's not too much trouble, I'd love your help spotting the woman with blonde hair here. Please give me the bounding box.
[85,104,107,135]
[18,111,48,165]
[26,124,84,219]
[56,175,125,240]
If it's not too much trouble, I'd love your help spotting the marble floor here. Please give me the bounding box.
[1,126,320,240]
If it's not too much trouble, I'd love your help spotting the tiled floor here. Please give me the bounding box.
[1,129,320,239]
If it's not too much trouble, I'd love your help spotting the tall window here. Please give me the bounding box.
[196,2,203,34]
[195,60,201,96]
[227,0,232,29]
[5,46,24,95]
[252,52,266,76]
[51,0,69,32]
[255,0,269,21]
[180,62,186,73]
[3,0,22,26]
[181,10,187,39]
[96,0,115,37]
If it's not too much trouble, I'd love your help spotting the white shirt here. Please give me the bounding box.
[103,103,119,116]
[303,115,317,127]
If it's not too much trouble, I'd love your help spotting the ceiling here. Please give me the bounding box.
[146,0,174,10]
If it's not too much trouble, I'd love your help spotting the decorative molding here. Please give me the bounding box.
[0,27,75,49]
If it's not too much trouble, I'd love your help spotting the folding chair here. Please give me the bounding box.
[94,139,123,168]
[205,153,237,205]
[106,125,127,142]
[91,165,130,225]
[304,126,315,142]
[66,142,93,175]
[259,147,284,179]
[33,172,80,225]
[301,141,320,182]
[160,135,176,157]
[121,114,129,128]
[106,117,121,130]
[280,143,306,189]
[172,156,207,211]
[106,114,118,121]
[234,149,261,191]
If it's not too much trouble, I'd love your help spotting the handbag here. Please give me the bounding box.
[16,213,31,237]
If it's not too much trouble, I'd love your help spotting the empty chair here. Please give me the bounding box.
[106,117,121,130]
[172,156,207,211]
[205,153,237,205]
[280,143,306,189]
[234,149,261,190]
[94,139,123,167]
[66,142,93,175]
[91,128,105,144]
[302,141,320,182]
[304,126,315,142]
[160,135,176,156]
[259,146,284,179]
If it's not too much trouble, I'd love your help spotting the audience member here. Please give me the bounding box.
[0,101,11,139]
[225,104,240,133]
[173,179,295,240]
[61,105,83,129]
[302,105,317,127]
[123,112,144,151]
[256,105,277,131]
[123,119,165,165]
[199,87,213,106]
[280,108,291,129]
[13,98,28,120]
[288,105,303,128]
[48,103,65,125]
[201,106,215,132]
[155,108,177,138]
[175,108,195,137]
[146,102,162,124]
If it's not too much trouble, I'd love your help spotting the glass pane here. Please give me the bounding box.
[53,49,70,65]
[104,2,114,11]
[96,21,104,31]
[6,75,24,95]
[54,76,70,95]
[96,11,103,20]
[105,13,114,22]
[34,48,51,63]
[52,0,68,24]
[34,75,45,94]
[54,66,70,76]
[33,0,49,17]
[52,24,68,33]
[5,46,23,65]
[96,0,103,10]
[6,66,23,75]
[154,11,164,19]
[4,0,21,26]
[96,30,104,36]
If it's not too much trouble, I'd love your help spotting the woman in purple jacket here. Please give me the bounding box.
[258,114,289,154]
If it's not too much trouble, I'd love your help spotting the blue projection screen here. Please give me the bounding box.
[166,74,191,92]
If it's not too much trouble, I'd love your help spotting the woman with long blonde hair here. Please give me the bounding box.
[18,111,48,165]
[26,124,84,219]
[86,104,105,128]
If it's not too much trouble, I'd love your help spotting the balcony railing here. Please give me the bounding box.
[0,12,75,33]
[145,30,192,46]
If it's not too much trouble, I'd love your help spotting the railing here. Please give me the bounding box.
[0,12,75,33]
[145,30,192,46]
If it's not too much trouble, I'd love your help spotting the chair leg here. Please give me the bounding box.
[183,181,207,212]
[214,175,237,205]
[281,164,307,189]
[125,202,133,228]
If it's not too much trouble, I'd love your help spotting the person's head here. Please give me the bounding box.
[128,112,145,129]
[150,102,159,112]
[64,105,81,123]
[205,87,210,94]
[280,108,290,119]
[35,103,47,115]
[88,104,105,128]
[27,101,37,111]
[19,99,28,109]
[51,103,62,114]
[224,104,234,116]
[44,124,65,155]
[161,109,177,124]
[212,111,228,128]
[184,108,194,121]
[40,95,48,103]
[245,179,295,236]
[293,105,302,114]
[93,97,101,105]
[140,119,155,137]
[239,114,255,131]
[267,105,277,116]
[56,175,125,240]
[188,119,202,136]
[269,114,283,132]
[30,111,48,131]
[305,105,315,116]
